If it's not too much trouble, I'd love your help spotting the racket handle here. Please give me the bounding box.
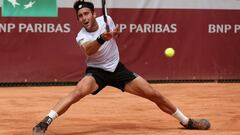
[106,24,110,32]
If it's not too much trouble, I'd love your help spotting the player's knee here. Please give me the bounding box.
[70,90,83,103]
[146,90,163,102]
[70,86,88,103]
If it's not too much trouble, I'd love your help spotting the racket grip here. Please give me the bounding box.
[106,24,110,32]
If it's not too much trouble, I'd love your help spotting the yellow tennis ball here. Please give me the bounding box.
[164,48,175,58]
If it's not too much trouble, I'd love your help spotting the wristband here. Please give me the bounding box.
[96,34,106,45]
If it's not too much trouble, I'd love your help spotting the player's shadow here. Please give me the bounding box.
[55,122,177,135]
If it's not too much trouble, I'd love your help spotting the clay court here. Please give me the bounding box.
[0,83,239,135]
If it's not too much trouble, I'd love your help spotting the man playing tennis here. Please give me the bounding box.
[32,0,210,134]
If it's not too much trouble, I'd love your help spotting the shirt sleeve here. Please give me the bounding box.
[76,31,89,46]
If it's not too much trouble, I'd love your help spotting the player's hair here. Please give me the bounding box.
[73,0,94,13]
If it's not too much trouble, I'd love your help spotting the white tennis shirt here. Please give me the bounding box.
[76,16,120,72]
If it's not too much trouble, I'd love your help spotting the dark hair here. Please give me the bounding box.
[73,0,94,13]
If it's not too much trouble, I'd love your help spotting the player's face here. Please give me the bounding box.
[78,8,97,32]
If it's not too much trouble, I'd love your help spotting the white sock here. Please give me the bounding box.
[172,108,189,125]
[48,110,58,120]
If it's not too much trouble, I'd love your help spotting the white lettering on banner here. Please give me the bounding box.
[130,24,177,33]
[208,24,231,33]
[209,24,240,34]
[0,23,71,33]
[0,23,16,32]
[117,23,177,33]
[234,24,240,33]
[18,23,71,33]
[119,24,127,32]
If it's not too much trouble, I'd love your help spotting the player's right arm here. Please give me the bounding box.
[80,32,117,56]
[80,40,101,56]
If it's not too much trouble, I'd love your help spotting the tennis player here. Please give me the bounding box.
[32,0,210,134]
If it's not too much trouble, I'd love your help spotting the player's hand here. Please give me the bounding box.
[101,32,113,41]
[111,25,121,38]
[101,25,121,41]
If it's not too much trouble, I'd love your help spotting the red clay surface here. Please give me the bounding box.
[0,83,240,135]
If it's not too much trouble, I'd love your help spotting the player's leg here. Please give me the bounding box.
[124,76,210,130]
[52,75,98,115]
[124,76,178,115]
[32,75,98,134]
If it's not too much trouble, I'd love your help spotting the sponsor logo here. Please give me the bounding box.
[2,0,58,17]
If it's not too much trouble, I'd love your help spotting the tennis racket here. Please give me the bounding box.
[101,0,110,32]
